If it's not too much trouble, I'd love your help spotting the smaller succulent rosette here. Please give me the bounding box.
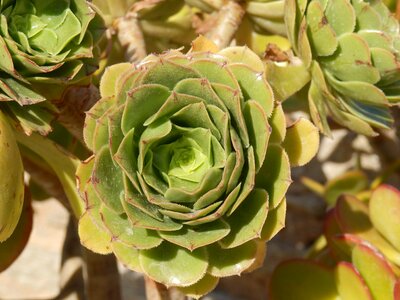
[286,0,400,136]
[0,0,104,105]
[270,184,400,300]
[77,41,318,297]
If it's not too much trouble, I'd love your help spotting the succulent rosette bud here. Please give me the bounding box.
[286,0,400,136]
[76,40,318,297]
[0,0,104,105]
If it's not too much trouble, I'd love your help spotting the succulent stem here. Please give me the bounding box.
[145,276,172,300]
[206,1,245,49]
[82,249,122,300]
[114,12,147,63]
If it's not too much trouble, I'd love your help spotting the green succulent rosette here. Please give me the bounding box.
[0,0,104,109]
[286,0,400,136]
[76,42,318,297]
[0,0,105,134]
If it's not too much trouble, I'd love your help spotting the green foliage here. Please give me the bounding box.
[286,0,400,136]
[77,41,318,297]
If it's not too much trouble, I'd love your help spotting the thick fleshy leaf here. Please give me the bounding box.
[92,146,124,214]
[282,118,319,167]
[352,244,397,300]
[256,145,291,209]
[335,195,400,265]
[324,170,369,205]
[266,61,310,102]
[269,103,286,143]
[243,100,270,171]
[369,185,400,252]
[139,242,208,287]
[229,63,274,117]
[220,189,269,249]
[306,1,338,57]
[208,241,258,277]
[78,211,112,255]
[159,220,230,251]
[121,84,171,135]
[0,189,32,272]
[177,274,219,299]
[0,112,24,242]
[219,46,264,73]
[270,260,338,300]
[321,34,380,84]
[111,241,142,272]
[100,204,162,249]
[335,262,372,300]
[324,0,356,36]
[260,197,286,241]
[100,63,132,98]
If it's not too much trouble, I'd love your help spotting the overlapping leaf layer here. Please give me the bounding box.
[77,45,318,297]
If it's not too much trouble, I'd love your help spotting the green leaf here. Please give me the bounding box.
[111,241,142,272]
[177,274,219,299]
[260,197,286,241]
[159,220,230,251]
[282,118,319,167]
[92,146,124,214]
[100,204,162,249]
[229,63,274,117]
[139,242,208,287]
[321,34,380,84]
[141,59,201,90]
[256,145,291,209]
[335,195,400,266]
[0,189,32,272]
[335,262,372,300]
[324,170,369,205]
[208,241,258,277]
[121,84,171,135]
[306,1,338,56]
[270,260,338,300]
[219,46,264,73]
[78,211,112,255]
[100,63,132,98]
[0,112,24,242]
[243,100,270,172]
[220,189,269,248]
[324,0,355,36]
[352,244,397,300]
[369,185,400,252]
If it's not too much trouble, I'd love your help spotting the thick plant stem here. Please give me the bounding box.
[82,249,122,300]
[55,217,85,300]
[145,276,171,300]
[206,1,245,49]
[24,158,122,300]
[115,12,147,63]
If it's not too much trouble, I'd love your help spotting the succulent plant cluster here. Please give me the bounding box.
[286,0,400,136]
[0,0,400,299]
[76,42,318,296]
[270,179,400,300]
[0,0,104,136]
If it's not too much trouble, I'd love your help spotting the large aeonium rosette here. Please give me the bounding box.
[0,0,104,105]
[286,0,400,136]
[76,43,319,297]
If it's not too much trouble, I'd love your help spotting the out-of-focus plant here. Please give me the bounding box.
[270,170,400,300]
[76,37,319,297]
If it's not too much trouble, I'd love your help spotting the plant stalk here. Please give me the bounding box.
[205,1,245,49]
